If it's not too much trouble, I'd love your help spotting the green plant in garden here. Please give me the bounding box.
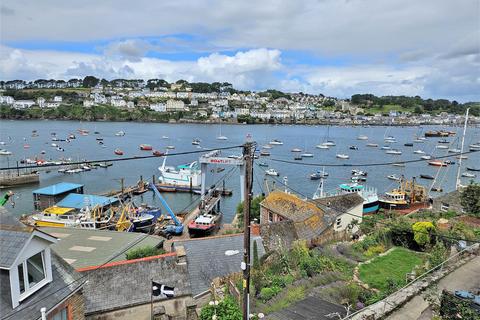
[412,221,435,247]
[200,296,242,320]
[125,245,164,260]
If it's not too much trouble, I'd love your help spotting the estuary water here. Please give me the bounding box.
[1,120,479,222]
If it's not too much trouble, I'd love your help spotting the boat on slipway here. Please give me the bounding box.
[379,177,427,210]
[188,190,223,237]
[158,153,201,188]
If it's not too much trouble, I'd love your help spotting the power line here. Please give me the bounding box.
[256,163,480,244]
[265,149,479,167]
[0,144,244,171]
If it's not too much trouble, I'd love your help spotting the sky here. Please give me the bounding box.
[0,0,479,101]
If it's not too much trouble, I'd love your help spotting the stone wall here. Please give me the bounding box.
[47,290,85,320]
[432,190,464,213]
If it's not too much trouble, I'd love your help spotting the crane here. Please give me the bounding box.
[148,183,184,236]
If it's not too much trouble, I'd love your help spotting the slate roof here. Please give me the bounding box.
[174,234,265,296]
[40,227,164,269]
[1,253,84,320]
[32,182,83,196]
[0,229,31,269]
[80,253,191,315]
[266,296,346,320]
[312,193,364,214]
[55,193,118,209]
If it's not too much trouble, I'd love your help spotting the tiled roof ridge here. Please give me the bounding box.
[76,252,177,272]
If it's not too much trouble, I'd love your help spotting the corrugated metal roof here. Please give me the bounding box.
[33,182,83,196]
[55,193,118,209]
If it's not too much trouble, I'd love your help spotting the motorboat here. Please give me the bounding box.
[323,141,336,146]
[467,167,480,172]
[166,145,175,150]
[152,150,164,157]
[357,135,368,140]
[316,144,330,149]
[386,149,402,155]
[336,154,349,159]
[448,148,461,153]
[428,160,448,167]
[351,176,367,182]
[392,163,406,167]
[352,169,367,176]
[192,138,201,145]
[420,155,432,160]
[387,174,400,181]
[162,135,169,139]
[381,146,391,150]
[114,149,124,155]
[438,139,450,144]
[413,150,425,154]
[301,152,314,158]
[310,170,328,180]
[366,143,378,147]
[420,174,434,180]
[469,143,480,151]
[0,149,12,155]
[291,148,302,152]
[269,139,283,145]
[262,144,272,149]
[188,213,222,237]
[404,143,413,147]
[115,131,125,136]
[462,172,476,178]
[258,162,269,167]
[265,168,279,176]
[349,146,359,150]
[260,150,271,156]
[436,145,448,149]
[216,135,228,140]
[140,144,153,151]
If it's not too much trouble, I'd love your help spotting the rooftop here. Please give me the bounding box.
[32,182,83,196]
[174,233,265,296]
[55,193,118,209]
[312,193,364,214]
[39,227,164,269]
[261,191,325,222]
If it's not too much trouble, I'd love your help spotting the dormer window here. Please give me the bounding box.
[18,251,48,301]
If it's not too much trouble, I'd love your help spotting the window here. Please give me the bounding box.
[18,251,47,297]
[440,202,449,212]
[336,218,342,228]
[268,212,273,222]
[52,307,68,320]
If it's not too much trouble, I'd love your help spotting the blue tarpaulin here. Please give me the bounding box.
[55,193,118,209]
[33,182,84,196]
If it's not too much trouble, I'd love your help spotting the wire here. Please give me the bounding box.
[0,144,244,171]
[255,163,480,244]
[2,169,237,320]
[266,149,479,167]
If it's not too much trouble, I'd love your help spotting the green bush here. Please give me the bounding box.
[125,245,164,260]
[200,296,242,320]
[260,286,281,302]
[365,244,386,257]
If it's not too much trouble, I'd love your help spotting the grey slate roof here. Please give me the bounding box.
[312,193,364,214]
[81,253,191,315]
[266,296,346,320]
[0,251,84,320]
[174,234,265,296]
[39,227,164,269]
[0,229,31,269]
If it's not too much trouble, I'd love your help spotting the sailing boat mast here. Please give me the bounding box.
[456,108,470,190]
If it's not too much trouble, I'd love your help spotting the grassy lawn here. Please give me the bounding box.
[358,247,423,293]
[367,104,413,114]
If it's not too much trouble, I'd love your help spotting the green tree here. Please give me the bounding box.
[82,76,99,88]
[412,221,435,247]
[460,182,480,216]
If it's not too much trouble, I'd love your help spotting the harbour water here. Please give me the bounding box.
[1,120,479,222]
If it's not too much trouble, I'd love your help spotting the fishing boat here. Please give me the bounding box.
[269,139,283,145]
[310,170,328,180]
[114,149,124,155]
[366,143,378,147]
[115,131,125,136]
[425,130,451,137]
[386,149,402,155]
[158,155,201,187]
[265,168,279,176]
[188,213,222,237]
[258,162,269,167]
[387,174,400,181]
[357,135,368,140]
[413,150,425,154]
[420,174,434,180]
[336,154,349,159]
[192,138,201,145]
[349,146,359,150]
[318,183,379,214]
[291,148,302,152]
[462,172,476,178]
[260,150,271,156]
[428,160,448,167]
[140,144,153,151]
[152,150,164,157]
[379,177,427,210]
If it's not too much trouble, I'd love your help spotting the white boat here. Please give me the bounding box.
[316,144,330,149]
[357,135,368,140]
[384,136,396,143]
[217,135,228,140]
[413,139,425,143]
[115,131,125,136]
[51,143,58,147]
[166,145,175,150]
[456,155,468,159]
[386,149,402,155]
[436,145,448,149]
[162,135,169,139]
[469,143,480,151]
[387,174,400,181]
[462,172,476,178]
[158,155,201,187]
[269,139,283,145]
[0,149,12,155]
[336,154,349,159]
[262,144,272,149]
[301,152,314,158]
[421,155,432,160]
[448,148,461,153]
[366,143,378,147]
[392,163,406,167]
[291,148,302,152]
[381,146,391,150]
[323,141,336,146]
[192,138,201,145]
[265,168,279,176]
[413,150,425,154]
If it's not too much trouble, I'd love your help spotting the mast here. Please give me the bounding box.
[456,108,469,190]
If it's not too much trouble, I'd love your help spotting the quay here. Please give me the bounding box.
[0,172,39,187]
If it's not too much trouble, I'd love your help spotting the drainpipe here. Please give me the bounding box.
[40,307,47,320]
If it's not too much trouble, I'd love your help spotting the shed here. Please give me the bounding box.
[33,182,84,210]
[55,193,118,210]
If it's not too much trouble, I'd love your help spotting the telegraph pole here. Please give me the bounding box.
[242,141,253,320]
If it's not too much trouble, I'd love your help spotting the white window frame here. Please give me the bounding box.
[440,203,450,212]
[17,250,51,302]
